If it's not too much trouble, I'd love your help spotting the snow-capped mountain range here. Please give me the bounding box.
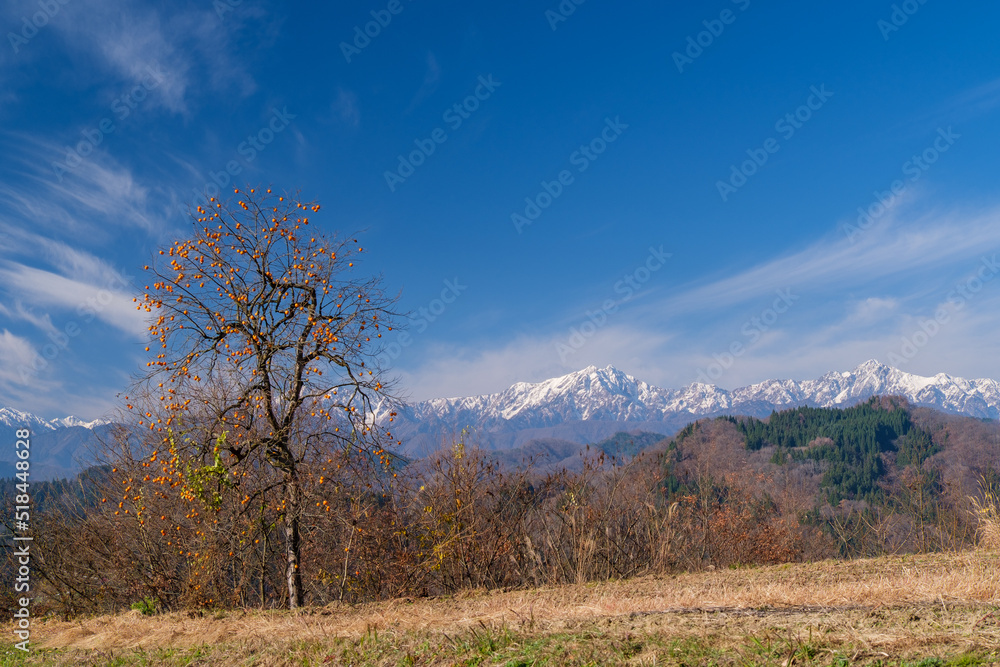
[388,360,1000,454]
[0,408,107,432]
[0,409,111,480]
[4,360,1000,475]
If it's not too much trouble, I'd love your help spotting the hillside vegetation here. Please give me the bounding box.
[3,397,1000,620]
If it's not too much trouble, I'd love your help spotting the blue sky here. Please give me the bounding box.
[2,0,1000,419]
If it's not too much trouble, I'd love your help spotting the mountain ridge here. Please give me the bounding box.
[5,360,1000,475]
[0,408,108,432]
[385,360,1000,455]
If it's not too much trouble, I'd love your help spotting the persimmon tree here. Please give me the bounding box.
[132,187,399,607]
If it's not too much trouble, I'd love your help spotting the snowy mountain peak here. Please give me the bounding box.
[49,416,109,430]
[0,408,58,431]
[557,364,632,384]
[855,358,889,372]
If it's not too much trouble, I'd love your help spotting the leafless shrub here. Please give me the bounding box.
[970,476,1000,551]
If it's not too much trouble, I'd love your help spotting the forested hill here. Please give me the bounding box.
[665,397,1000,519]
[655,396,999,556]
[724,398,938,505]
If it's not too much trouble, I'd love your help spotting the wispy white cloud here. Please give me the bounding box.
[166,6,263,102]
[0,262,144,338]
[5,301,59,339]
[0,329,37,379]
[913,76,1000,127]
[655,205,1000,316]
[2,1,264,116]
[399,204,1000,399]
[394,325,674,402]
[404,52,442,114]
[0,322,120,418]
[0,329,61,412]
[333,88,361,127]
[0,133,163,237]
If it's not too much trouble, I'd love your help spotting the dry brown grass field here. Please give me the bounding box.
[3,550,1000,666]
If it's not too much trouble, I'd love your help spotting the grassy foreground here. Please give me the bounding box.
[3,551,1000,666]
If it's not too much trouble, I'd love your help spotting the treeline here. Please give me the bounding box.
[2,397,999,618]
[0,466,110,514]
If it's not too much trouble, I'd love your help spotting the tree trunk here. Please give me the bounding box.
[284,473,303,608]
